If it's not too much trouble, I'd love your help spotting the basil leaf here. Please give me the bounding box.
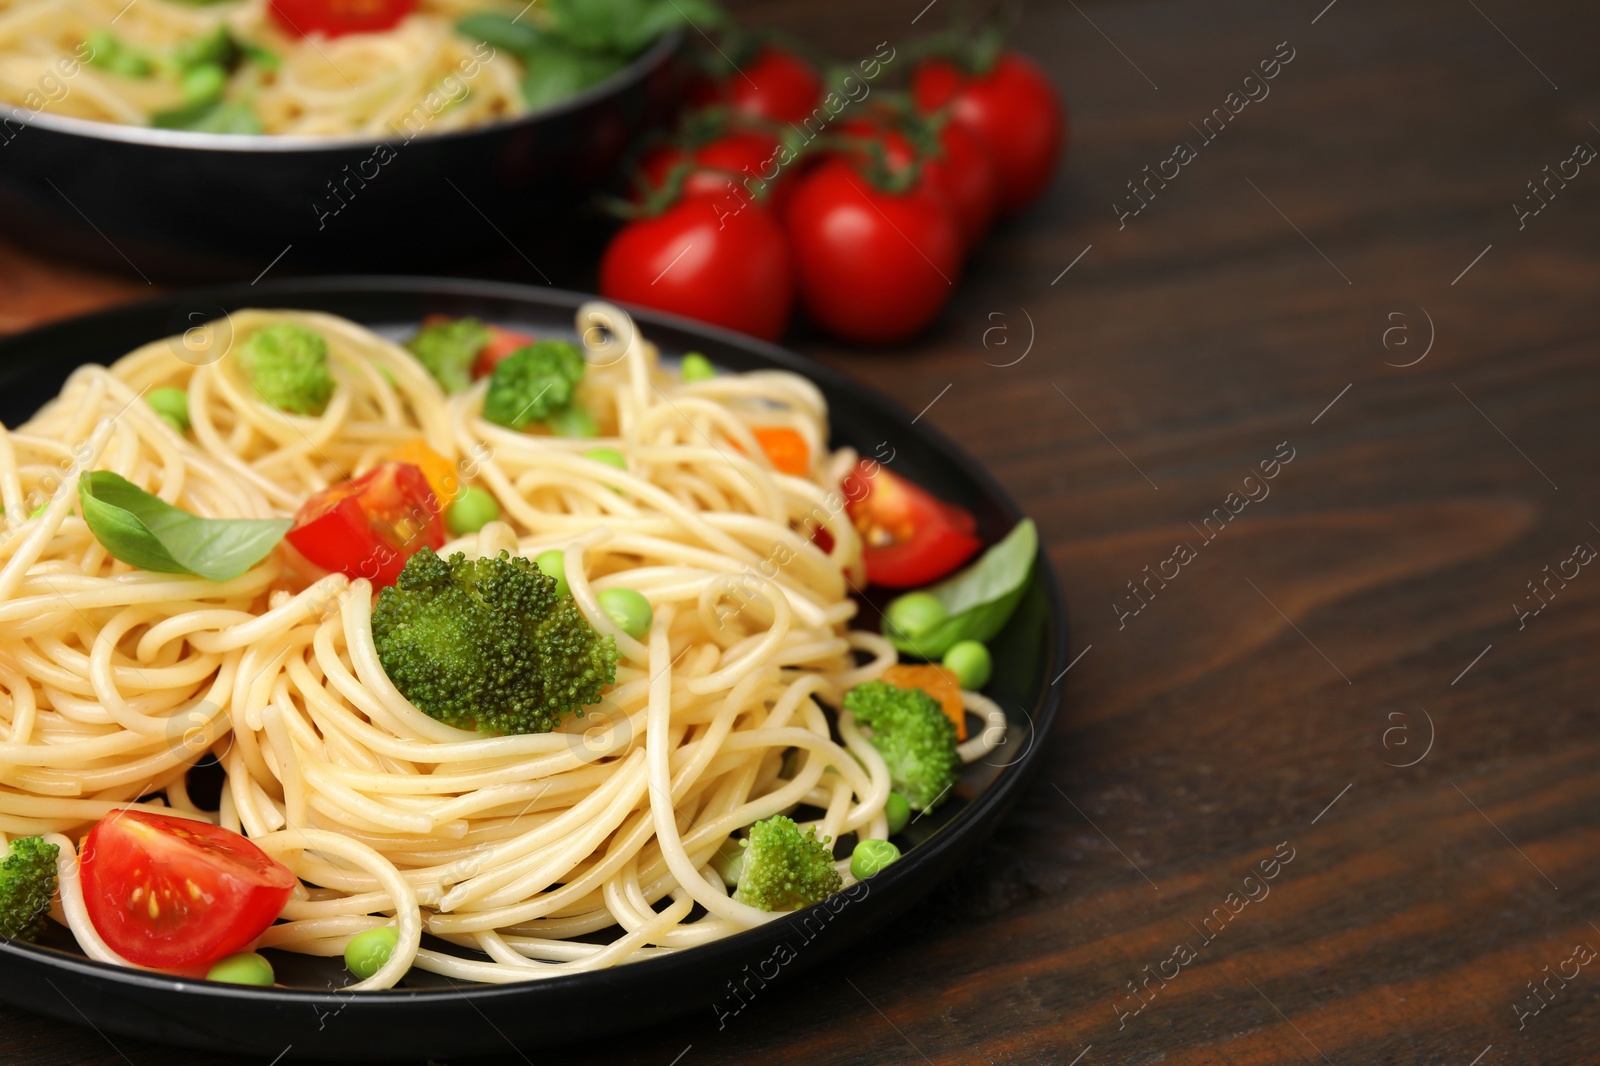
[455,12,547,55]
[79,472,290,581]
[519,44,626,108]
[887,519,1038,659]
[544,0,723,55]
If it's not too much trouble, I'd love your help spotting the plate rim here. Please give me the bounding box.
[0,276,1069,1012]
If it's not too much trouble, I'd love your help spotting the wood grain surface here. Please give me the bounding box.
[2,0,1599,1062]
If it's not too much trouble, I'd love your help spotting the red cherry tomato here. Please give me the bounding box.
[836,116,998,250]
[286,461,443,588]
[599,195,795,342]
[80,811,295,969]
[725,46,822,124]
[636,130,793,213]
[473,324,536,379]
[267,0,415,37]
[912,52,1065,214]
[783,158,961,345]
[843,460,980,587]
[419,315,533,379]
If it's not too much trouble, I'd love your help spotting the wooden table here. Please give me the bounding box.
[5,0,1600,1061]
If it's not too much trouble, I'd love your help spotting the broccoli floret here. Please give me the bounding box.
[842,680,961,812]
[371,547,617,735]
[732,815,842,911]
[236,323,334,415]
[404,317,491,394]
[0,836,59,942]
[172,24,238,73]
[482,340,585,430]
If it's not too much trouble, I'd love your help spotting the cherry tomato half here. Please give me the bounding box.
[286,461,443,588]
[473,324,536,379]
[80,811,295,969]
[267,0,415,38]
[844,459,980,588]
[912,52,1065,214]
[784,158,962,345]
[599,196,795,342]
[725,46,822,124]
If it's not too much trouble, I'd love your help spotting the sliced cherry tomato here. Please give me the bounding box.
[473,325,536,379]
[725,46,822,124]
[419,315,533,380]
[749,427,810,476]
[883,662,967,740]
[286,461,443,588]
[599,196,795,342]
[784,157,962,345]
[80,811,295,969]
[386,439,459,504]
[843,459,979,587]
[912,52,1066,214]
[267,0,415,38]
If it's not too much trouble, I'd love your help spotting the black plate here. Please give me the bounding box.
[0,35,680,281]
[0,278,1068,1060]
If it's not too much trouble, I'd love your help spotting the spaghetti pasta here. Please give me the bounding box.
[1,0,531,136]
[0,303,1003,986]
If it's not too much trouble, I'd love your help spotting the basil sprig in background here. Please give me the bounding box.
[79,472,290,581]
[457,0,724,109]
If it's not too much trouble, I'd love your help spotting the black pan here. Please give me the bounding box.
[0,277,1068,1060]
[0,37,679,282]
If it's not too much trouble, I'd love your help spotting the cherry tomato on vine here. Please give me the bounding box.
[725,46,822,123]
[783,158,961,345]
[80,811,295,969]
[599,195,795,342]
[836,115,998,250]
[635,129,792,212]
[267,0,415,38]
[912,52,1065,214]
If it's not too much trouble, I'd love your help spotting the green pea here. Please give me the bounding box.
[583,447,627,471]
[942,640,992,689]
[885,591,947,639]
[84,30,114,63]
[549,404,597,438]
[535,549,570,597]
[146,387,190,433]
[181,62,227,103]
[597,587,652,639]
[445,486,499,535]
[242,42,280,70]
[884,791,911,835]
[86,31,152,77]
[680,352,716,382]
[850,838,901,879]
[205,951,274,986]
[109,50,153,77]
[344,925,398,980]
